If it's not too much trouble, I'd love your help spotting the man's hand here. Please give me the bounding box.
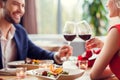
[55,45,73,64]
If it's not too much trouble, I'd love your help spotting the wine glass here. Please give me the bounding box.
[77,20,92,42]
[62,21,76,61]
[77,20,98,61]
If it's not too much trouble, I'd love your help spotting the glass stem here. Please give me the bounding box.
[68,41,71,46]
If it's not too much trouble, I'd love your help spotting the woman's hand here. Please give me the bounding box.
[85,38,104,50]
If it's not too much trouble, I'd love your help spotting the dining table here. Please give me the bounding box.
[0,76,40,80]
[0,68,118,80]
[76,68,118,80]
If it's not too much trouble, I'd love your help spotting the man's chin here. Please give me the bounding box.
[5,18,20,24]
[15,21,20,24]
[13,20,21,24]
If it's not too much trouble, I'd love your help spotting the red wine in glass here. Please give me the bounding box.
[64,34,76,41]
[78,34,91,41]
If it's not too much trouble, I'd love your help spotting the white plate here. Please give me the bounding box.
[7,60,54,70]
[7,61,25,66]
[26,68,84,80]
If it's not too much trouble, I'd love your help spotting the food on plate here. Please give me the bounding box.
[25,58,41,64]
[41,70,68,78]
[25,58,53,65]
[49,65,64,75]
[34,64,69,78]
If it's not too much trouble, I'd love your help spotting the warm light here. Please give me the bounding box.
[16,67,26,79]
[78,60,88,70]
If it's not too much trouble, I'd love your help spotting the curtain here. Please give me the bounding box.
[22,0,37,34]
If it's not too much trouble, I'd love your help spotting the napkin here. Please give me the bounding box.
[62,61,78,69]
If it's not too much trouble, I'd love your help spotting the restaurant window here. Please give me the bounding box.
[35,0,83,34]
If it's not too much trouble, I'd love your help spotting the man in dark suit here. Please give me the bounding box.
[0,0,72,69]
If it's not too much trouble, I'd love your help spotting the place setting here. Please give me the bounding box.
[26,57,85,80]
[0,56,83,80]
[0,58,53,78]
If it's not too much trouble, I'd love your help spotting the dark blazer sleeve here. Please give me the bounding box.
[14,24,55,61]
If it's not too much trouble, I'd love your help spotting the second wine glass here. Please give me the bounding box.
[77,20,92,42]
[62,21,76,61]
[77,20,99,62]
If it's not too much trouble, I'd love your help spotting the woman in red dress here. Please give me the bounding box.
[86,0,120,79]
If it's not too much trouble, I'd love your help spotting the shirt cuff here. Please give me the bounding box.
[54,52,63,64]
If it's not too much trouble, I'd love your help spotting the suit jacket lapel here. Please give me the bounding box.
[14,33,21,60]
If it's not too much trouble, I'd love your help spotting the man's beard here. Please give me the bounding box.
[4,10,20,24]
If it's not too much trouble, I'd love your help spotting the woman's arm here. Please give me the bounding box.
[90,28,120,80]
[97,66,113,79]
